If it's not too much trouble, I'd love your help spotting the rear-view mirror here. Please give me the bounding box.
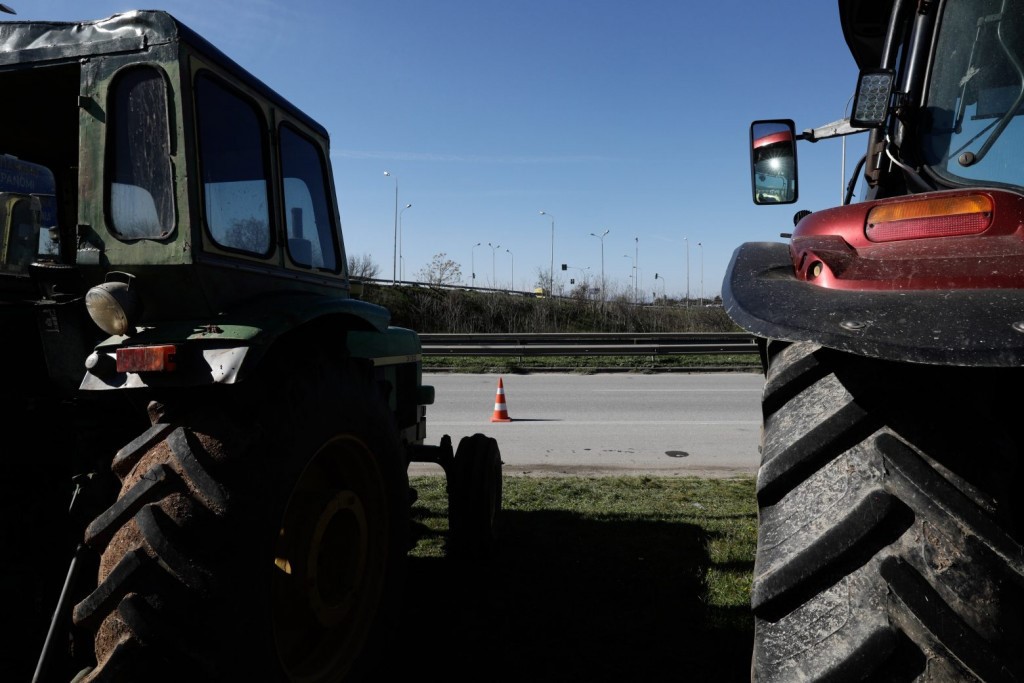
[750,120,798,205]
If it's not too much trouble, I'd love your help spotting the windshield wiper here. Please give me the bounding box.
[960,0,1024,166]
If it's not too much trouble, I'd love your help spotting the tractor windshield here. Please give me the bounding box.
[922,0,1024,189]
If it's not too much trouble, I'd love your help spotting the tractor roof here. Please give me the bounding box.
[839,0,895,70]
[0,9,328,138]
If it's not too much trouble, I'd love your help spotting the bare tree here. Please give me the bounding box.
[417,252,462,285]
[534,267,564,295]
[347,253,380,280]
[569,279,591,301]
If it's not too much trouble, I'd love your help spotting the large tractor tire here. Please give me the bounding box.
[72,354,408,682]
[752,341,1024,681]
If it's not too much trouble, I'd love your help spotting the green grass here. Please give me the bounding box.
[423,353,761,373]
[384,475,757,681]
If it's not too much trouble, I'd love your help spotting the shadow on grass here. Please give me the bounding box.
[383,507,753,681]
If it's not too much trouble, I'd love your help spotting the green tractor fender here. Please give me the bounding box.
[79,293,405,391]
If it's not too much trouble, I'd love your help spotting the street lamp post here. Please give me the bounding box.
[634,237,639,304]
[589,229,609,301]
[539,210,555,294]
[684,236,690,306]
[471,242,481,287]
[488,242,501,288]
[623,253,635,302]
[384,171,398,283]
[399,203,412,281]
[506,248,514,291]
[698,241,704,302]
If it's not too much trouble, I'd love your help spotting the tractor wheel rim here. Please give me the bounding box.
[272,435,389,682]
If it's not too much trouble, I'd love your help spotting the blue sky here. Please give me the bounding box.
[18,1,864,299]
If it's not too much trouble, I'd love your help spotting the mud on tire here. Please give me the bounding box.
[73,354,408,682]
[752,341,1024,681]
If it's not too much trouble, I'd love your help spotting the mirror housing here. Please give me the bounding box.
[750,120,798,205]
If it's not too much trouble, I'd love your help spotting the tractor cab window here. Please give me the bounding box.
[0,156,58,275]
[922,0,1024,189]
[279,124,339,271]
[0,196,39,273]
[109,66,175,239]
[196,73,272,256]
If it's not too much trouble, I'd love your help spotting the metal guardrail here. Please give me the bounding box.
[353,276,535,297]
[418,332,759,357]
[352,277,724,306]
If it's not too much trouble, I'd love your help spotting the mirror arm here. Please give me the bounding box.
[800,117,870,143]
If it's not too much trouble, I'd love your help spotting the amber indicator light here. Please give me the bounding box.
[866,194,993,242]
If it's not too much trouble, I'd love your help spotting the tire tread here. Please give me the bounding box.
[752,341,1024,681]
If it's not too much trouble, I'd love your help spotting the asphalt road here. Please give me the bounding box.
[413,371,764,477]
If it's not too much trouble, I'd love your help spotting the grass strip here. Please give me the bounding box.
[423,353,761,373]
[385,475,757,681]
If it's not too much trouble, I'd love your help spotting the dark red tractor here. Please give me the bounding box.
[725,0,1024,679]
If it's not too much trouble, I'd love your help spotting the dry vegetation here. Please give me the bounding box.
[354,282,737,334]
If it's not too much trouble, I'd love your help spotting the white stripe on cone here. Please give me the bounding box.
[491,377,511,421]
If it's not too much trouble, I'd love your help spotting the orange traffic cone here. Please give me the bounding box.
[490,376,512,422]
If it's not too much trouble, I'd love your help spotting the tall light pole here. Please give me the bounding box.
[634,237,639,304]
[623,253,635,302]
[488,242,501,288]
[384,171,398,283]
[471,242,481,287]
[506,248,514,291]
[589,229,609,301]
[399,202,412,281]
[698,241,704,302]
[684,236,690,306]
[843,93,855,204]
[539,210,555,294]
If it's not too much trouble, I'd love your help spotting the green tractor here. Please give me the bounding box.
[1,10,500,682]
[726,0,1024,679]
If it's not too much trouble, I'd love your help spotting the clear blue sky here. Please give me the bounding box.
[19,1,863,299]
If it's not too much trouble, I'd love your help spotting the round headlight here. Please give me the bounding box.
[85,279,140,336]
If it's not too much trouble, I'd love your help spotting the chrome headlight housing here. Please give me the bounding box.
[85,272,141,336]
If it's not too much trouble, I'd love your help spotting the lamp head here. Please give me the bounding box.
[85,272,142,336]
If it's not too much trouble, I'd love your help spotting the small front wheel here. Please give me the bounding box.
[449,434,502,560]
